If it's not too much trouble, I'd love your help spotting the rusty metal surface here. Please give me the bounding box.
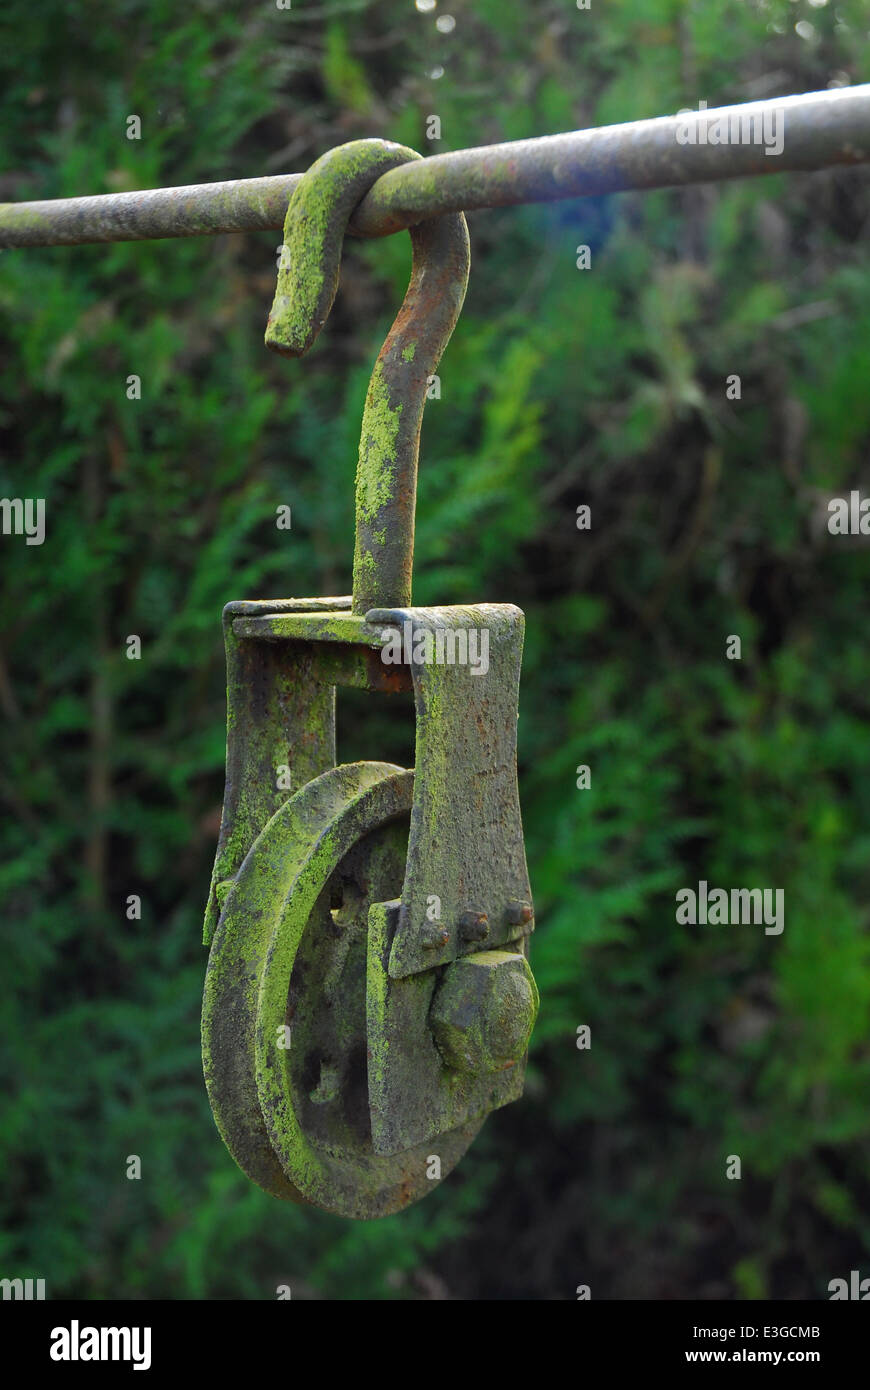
[365,603,534,980]
[368,906,534,1156]
[202,598,342,947]
[232,609,384,645]
[2,87,868,247]
[430,950,539,1075]
[204,598,415,947]
[264,139,469,614]
[222,602,534,983]
[349,206,468,612]
[351,85,870,235]
[231,608,414,691]
[202,601,536,1196]
[190,134,543,1217]
[202,759,482,1217]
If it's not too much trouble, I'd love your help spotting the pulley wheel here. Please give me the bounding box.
[202,760,482,1218]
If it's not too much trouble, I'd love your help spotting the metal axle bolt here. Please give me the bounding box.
[429,950,539,1076]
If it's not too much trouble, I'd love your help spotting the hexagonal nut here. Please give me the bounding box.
[429,949,539,1075]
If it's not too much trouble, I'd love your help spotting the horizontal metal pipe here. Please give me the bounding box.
[1,86,869,248]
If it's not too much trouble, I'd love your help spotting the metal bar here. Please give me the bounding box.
[1,87,869,249]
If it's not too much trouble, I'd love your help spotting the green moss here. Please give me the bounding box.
[265,141,421,358]
[203,761,475,1218]
[356,548,377,578]
[355,359,402,522]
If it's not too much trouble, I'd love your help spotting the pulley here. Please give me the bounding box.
[201,140,538,1219]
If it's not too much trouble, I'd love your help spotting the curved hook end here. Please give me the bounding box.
[265,244,322,357]
[264,291,314,358]
[264,139,416,360]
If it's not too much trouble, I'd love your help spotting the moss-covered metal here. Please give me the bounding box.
[202,597,348,947]
[366,603,534,980]
[5,90,869,249]
[202,599,537,1211]
[264,138,470,614]
[364,604,536,1151]
[202,142,535,1218]
[203,760,481,1217]
[368,911,535,1156]
[429,951,539,1075]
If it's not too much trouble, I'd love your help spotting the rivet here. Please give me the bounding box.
[421,922,449,950]
[458,910,489,942]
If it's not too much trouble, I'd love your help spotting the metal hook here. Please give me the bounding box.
[265,139,470,614]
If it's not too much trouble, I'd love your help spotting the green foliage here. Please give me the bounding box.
[2,0,870,1300]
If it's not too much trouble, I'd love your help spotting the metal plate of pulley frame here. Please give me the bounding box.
[202,759,483,1219]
